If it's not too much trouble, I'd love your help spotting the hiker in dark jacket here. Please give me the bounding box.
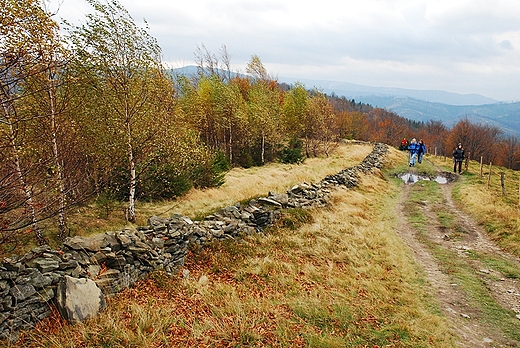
[417,139,426,164]
[452,143,465,174]
[408,138,419,166]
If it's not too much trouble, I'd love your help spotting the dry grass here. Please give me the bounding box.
[429,155,520,256]
[16,144,455,347]
[137,142,374,220]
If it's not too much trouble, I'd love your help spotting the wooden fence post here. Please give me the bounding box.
[487,162,492,189]
[501,172,506,196]
[480,156,483,177]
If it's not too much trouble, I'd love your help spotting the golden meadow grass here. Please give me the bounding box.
[139,142,374,220]
[16,145,456,347]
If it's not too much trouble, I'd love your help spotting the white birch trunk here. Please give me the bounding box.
[126,116,136,223]
[48,80,67,240]
[2,102,46,245]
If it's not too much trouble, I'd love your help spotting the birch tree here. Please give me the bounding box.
[67,0,170,223]
[282,83,308,141]
[0,0,64,245]
[305,92,338,157]
[247,80,283,165]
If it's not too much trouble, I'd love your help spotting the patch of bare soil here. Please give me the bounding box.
[396,170,520,347]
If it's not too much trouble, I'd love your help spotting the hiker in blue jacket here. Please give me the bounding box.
[408,138,419,166]
[417,139,427,164]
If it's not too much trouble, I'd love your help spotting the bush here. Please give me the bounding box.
[236,148,255,168]
[191,150,230,188]
[280,137,305,164]
[138,165,193,200]
[95,147,230,201]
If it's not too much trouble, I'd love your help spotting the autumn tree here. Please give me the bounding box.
[333,110,368,141]
[421,120,448,156]
[246,79,283,165]
[367,108,407,145]
[304,91,339,157]
[0,0,67,245]
[246,54,271,81]
[66,0,173,223]
[22,50,87,241]
[242,56,283,165]
[282,82,309,141]
[194,43,233,82]
[177,74,247,166]
[446,117,503,164]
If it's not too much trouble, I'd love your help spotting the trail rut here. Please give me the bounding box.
[395,172,520,347]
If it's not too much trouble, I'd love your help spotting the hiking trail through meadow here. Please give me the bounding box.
[395,164,520,347]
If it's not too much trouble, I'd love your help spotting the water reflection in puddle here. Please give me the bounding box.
[398,173,448,184]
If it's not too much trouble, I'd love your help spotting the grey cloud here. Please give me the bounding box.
[50,0,520,101]
[499,40,513,50]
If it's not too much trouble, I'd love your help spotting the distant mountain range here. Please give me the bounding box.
[358,96,520,137]
[173,67,520,137]
[280,76,520,137]
[278,76,499,106]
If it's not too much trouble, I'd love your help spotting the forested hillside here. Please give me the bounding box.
[2,0,520,253]
[357,95,520,137]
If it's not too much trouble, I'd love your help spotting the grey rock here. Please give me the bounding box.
[104,232,122,252]
[10,284,36,301]
[0,280,9,295]
[268,193,289,205]
[55,276,106,323]
[90,251,108,265]
[115,231,132,248]
[2,295,13,308]
[59,259,79,269]
[64,234,109,252]
[151,237,165,249]
[26,270,51,289]
[2,259,23,272]
[105,254,127,270]
[87,265,101,278]
[27,258,60,273]
[0,312,7,325]
[36,287,54,302]
[64,250,90,266]
[0,271,17,280]
[258,197,282,207]
[181,216,193,225]
[69,265,84,278]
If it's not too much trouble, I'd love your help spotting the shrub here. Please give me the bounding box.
[280,137,305,164]
[191,150,230,188]
[236,148,255,168]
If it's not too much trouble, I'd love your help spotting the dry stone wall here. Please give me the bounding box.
[0,142,387,341]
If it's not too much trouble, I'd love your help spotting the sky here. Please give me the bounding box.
[47,0,520,102]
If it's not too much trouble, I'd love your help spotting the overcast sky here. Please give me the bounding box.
[48,0,520,102]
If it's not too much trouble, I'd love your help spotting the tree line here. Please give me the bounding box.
[328,95,520,171]
[2,0,519,251]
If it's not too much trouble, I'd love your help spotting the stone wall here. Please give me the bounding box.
[0,142,388,341]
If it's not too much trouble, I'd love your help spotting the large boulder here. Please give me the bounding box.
[55,276,106,323]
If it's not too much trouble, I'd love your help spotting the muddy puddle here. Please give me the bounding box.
[397,172,455,185]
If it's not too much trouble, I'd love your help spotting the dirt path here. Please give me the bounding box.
[396,172,520,347]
